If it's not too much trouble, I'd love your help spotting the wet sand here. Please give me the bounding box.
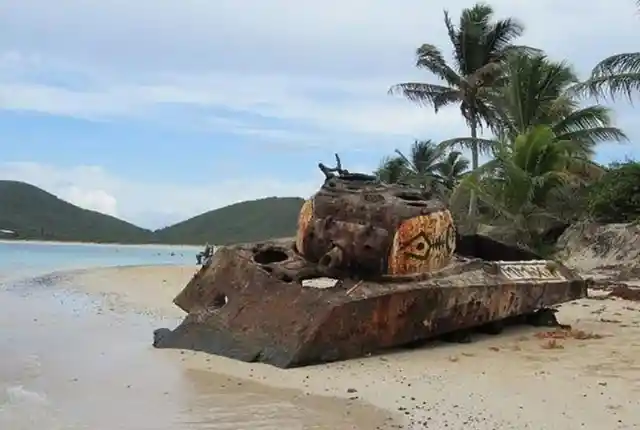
[0,271,394,430]
[4,265,640,429]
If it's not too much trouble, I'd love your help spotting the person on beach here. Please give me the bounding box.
[196,243,214,265]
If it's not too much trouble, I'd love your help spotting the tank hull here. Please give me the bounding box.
[153,241,588,368]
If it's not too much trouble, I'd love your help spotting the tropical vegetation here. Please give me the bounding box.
[381,1,640,251]
[374,140,469,196]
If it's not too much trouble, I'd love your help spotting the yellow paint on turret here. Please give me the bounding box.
[295,199,314,254]
[387,210,456,275]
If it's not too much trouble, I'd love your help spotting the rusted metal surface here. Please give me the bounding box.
[293,171,455,278]
[153,159,589,368]
[154,243,586,368]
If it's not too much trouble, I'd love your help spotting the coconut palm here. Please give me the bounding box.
[388,3,533,217]
[436,151,470,191]
[452,125,595,248]
[443,53,628,160]
[374,140,470,198]
[374,140,447,187]
[374,156,409,184]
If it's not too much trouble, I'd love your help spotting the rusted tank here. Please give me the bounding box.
[153,158,588,368]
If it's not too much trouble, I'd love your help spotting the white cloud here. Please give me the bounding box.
[63,186,119,217]
[0,54,470,144]
[0,76,467,140]
[3,0,637,74]
[0,162,321,229]
[1,0,639,147]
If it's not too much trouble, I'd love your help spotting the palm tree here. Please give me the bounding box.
[374,156,409,184]
[575,0,640,101]
[374,140,469,195]
[375,140,445,188]
[436,151,470,191]
[444,53,627,160]
[388,3,532,217]
[452,125,596,248]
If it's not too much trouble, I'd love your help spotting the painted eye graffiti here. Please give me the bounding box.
[387,212,457,275]
[399,225,455,261]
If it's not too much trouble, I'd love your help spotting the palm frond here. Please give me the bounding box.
[443,10,464,73]
[388,83,460,112]
[576,72,640,103]
[415,44,463,88]
[572,52,640,102]
[552,105,628,151]
[483,18,526,58]
[556,127,628,149]
[439,136,498,155]
[374,156,409,184]
[501,45,544,57]
[591,52,640,76]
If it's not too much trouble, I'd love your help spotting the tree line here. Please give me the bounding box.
[374,1,640,251]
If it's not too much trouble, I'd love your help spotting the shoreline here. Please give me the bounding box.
[0,239,203,249]
[41,263,640,429]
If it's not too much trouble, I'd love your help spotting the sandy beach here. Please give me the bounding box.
[36,263,640,429]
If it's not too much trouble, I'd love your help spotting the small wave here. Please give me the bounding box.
[0,385,49,430]
[3,385,49,406]
[0,385,77,430]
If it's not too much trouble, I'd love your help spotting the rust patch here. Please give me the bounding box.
[295,199,314,254]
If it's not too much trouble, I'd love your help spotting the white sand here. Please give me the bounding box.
[59,265,640,429]
[52,265,199,318]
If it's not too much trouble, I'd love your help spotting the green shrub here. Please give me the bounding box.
[587,160,640,223]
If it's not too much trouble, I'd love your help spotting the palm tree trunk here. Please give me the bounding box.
[467,118,479,218]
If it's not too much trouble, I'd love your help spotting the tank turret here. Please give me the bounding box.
[295,169,455,278]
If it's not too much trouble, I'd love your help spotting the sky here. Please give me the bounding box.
[1,0,639,229]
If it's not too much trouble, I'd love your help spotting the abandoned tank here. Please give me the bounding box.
[153,157,589,368]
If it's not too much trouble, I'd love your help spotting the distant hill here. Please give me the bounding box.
[0,180,154,243]
[154,197,305,245]
[0,181,305,245]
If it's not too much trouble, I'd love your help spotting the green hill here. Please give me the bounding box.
[0,181,305,245]
[154,197,305,245]
[0,180,154,243]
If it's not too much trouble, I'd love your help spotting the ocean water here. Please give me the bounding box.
[0,241,388,430]
[0,241,199,279]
